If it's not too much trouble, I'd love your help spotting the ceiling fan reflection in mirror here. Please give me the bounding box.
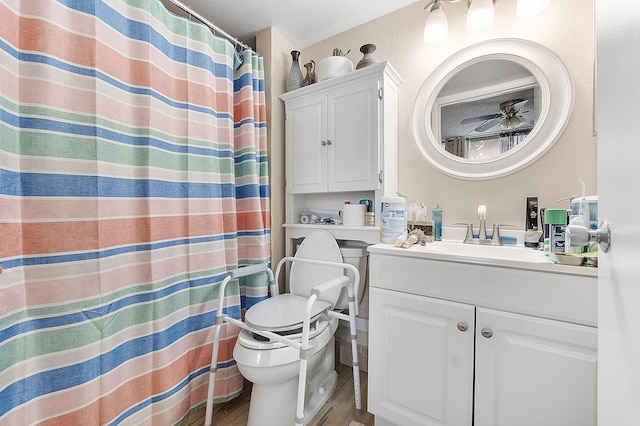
[460,98,534,133]
[412,38,574,180]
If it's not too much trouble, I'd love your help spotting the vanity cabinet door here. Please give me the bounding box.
[474,308,598,426]
[369,287,475,426]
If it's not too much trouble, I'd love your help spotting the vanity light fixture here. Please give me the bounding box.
[423,0,461,44]
[466,0,495,31]
[424,2,449,44]
[516,0,550,17]
[423,0,550,43]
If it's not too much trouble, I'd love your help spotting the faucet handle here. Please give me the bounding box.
[491,224,515,243]
[453,222,474,242]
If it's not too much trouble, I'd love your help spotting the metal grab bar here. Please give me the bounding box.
[204,260,362,426]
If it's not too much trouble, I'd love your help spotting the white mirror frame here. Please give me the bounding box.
[412,38,573,180]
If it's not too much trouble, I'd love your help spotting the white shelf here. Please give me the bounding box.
[284,223,381,245]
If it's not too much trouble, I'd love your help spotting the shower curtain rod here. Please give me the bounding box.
[164,0,250,50]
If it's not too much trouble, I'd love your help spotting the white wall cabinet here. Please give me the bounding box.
[367,247,598,426]
[281,62,401,245]
[286,78,380,194]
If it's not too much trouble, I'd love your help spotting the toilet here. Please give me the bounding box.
[336,240,369,316]
[232,232,369,426]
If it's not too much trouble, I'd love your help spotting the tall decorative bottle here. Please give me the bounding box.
[286,50,304,92]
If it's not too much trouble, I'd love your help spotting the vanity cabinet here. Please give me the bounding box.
[473,308,597,426]
[369,288,475,426]
[367,246,598,426]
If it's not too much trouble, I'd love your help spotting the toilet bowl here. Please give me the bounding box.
[336,240,369,316]
[234,316,339,425]
[231,232,368,426]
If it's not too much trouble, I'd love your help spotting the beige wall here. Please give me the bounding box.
[262,0,595,255]
[256,28,297,289]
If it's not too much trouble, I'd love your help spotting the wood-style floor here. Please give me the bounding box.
[184,362,375,426]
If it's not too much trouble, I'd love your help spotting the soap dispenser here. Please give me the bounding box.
[432,202,442,241]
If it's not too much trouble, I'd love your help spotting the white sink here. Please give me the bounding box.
[369,240,597,276]
[412,241,553,264]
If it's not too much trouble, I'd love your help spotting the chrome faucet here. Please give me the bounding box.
[458,205,505,246]
[478,204,487,240]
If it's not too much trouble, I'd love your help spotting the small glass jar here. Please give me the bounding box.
[365,212,375,226]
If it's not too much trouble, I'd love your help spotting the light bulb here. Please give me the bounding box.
[424,5,448,44]
[517,0,550,17]
[467,0,495,31]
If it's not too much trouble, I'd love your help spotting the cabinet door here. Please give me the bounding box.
[327,78,380,192]
[474,308,598,426]
[369,288,475,426]
[285,95,327,193]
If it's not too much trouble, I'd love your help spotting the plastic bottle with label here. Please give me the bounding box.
[380,196,407,243]
[432,202,442,241]
[544,208,569,260]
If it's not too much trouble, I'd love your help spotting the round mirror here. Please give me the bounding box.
[412,39,573,180]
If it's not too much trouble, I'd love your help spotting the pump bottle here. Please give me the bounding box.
[432,202,442,241]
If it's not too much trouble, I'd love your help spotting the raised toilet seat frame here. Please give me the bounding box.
[204,258,363,426]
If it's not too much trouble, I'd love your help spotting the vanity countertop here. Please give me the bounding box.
[368,240,597,327]
[368,241,598,278]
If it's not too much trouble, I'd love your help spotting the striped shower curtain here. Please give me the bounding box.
[0,0,270,424]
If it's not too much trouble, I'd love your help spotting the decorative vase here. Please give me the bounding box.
[303,60,316,86]
[286,50,304,91]
[316,56,353,82]
[356,44,378,70]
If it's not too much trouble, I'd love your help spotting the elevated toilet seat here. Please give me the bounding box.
[241,294,334,350]
[236,316,336,351]
[245,293,332,333]
[239,230,343,348]
[206,231,364,426]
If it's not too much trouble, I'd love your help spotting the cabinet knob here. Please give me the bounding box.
[480,327,493,338]
[326,139,332,146]
[320,140,326,146]
[457,322,468,332]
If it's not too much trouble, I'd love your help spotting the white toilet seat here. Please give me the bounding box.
[245,293,332,332]
[236,316,335,351]
[290,231,344,302]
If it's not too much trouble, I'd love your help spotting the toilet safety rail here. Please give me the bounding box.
[204,259,362,426]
